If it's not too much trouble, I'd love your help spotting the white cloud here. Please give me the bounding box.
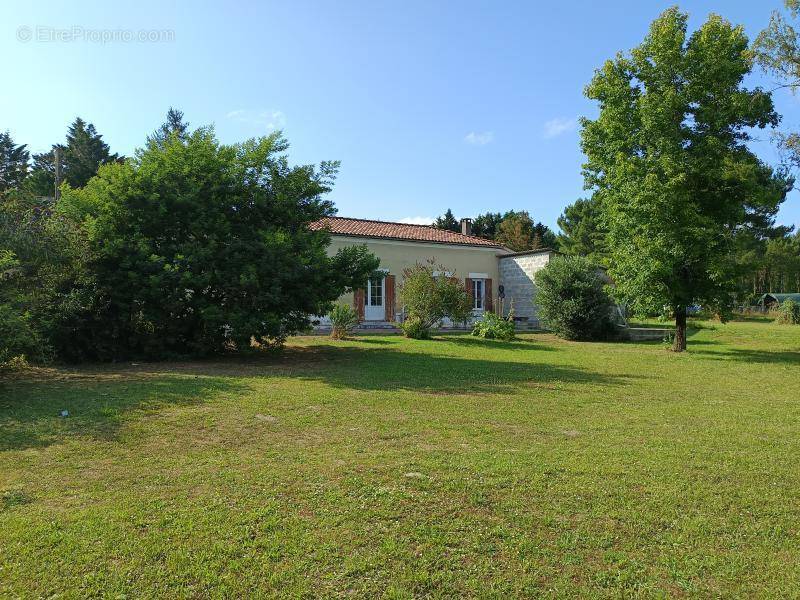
[543,117,578,139]
[399,216,434,225]
[226,109,286,130]
[464,131,494,146]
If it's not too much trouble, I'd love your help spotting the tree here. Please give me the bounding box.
[147,107,190,147]
[557,197,607,263]
[0,131,29,194]
[581,8,789,351]
[62,117,120,188]
[534,255,616,341]
[532,221,558,250]
[24,150,57,197]
[24,118,120,196]
[754,0,800,167]
[398,259,471,338]
[433,208,459,232]
[472,212,503,238]
[495,211,534,251]
[492,211,558,251]
[58,129,378,359]
[0,189,90,363]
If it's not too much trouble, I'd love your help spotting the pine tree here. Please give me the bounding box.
[0,131,29,193]
[557,197,607,262]
[471,212,503,239]
[62,118,120,188]
[23,149,57,197]
[25,118,120,195]
[433,208,459,232]
[147,107,190,147]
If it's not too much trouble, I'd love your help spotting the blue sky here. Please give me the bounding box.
[2,0,799,231]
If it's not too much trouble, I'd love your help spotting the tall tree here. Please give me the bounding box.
[495,211,535,251]
[147,107,190,147]
[0,131,29,194]
[433,208,459,232]
[62,117,120,188]
[472,212,503,238]
[557,197,607,263]
[582,8,788,351]
[24,118,120,196]
[532,221,558,250]
[24,149,57,197]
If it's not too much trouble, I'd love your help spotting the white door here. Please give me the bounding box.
[365,275,385,321]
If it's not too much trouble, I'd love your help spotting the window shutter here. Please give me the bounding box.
[354,288,365,320]
[485,278,493,312]
[384,275,395,321]
[465,278,473,298]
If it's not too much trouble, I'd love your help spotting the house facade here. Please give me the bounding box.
[311,216,555,327]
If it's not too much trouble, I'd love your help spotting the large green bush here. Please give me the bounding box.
[398,260,471,339]
[1,130,380,362]
[534,255,616,341]
[776,298,800,325]
[55,130,378,360]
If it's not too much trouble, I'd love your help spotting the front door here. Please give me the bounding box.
[365,275,385,320]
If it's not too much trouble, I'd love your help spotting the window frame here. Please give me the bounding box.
[472,278,484,310]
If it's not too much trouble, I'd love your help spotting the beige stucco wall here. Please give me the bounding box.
[327,235,507,319]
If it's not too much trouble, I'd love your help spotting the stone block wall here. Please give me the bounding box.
[498,252,553,325]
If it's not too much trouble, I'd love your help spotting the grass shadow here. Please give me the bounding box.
[441,335,555,352]
[0,372,247,452]
[692,347,800,365]
[283,344,632,393]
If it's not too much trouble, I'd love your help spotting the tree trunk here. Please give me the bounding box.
[673,306,687,352]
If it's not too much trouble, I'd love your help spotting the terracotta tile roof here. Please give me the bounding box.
[310,216,503,248]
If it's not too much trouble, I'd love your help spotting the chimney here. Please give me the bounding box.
[460,218,472,236]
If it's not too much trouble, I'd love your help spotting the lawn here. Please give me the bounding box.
[1,321,799,597]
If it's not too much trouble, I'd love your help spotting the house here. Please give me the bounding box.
[310,216,556,328]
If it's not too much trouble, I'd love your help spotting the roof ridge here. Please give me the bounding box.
[325,215,435,229]
[322,215,495,244]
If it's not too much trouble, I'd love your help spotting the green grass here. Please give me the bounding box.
[1,321,799,597]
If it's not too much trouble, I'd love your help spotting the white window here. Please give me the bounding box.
[472,279,484,310]
[368,276,383,306]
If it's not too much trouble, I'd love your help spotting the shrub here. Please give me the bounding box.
[329,304,359,339]
[776,298,800,325]
[472,311,515,341]
[398,259,471,339]
[0,304,50,367]
[534,255,616,341]
[400,316,431,340]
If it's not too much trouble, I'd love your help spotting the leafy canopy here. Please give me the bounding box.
[581,8,789,348]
